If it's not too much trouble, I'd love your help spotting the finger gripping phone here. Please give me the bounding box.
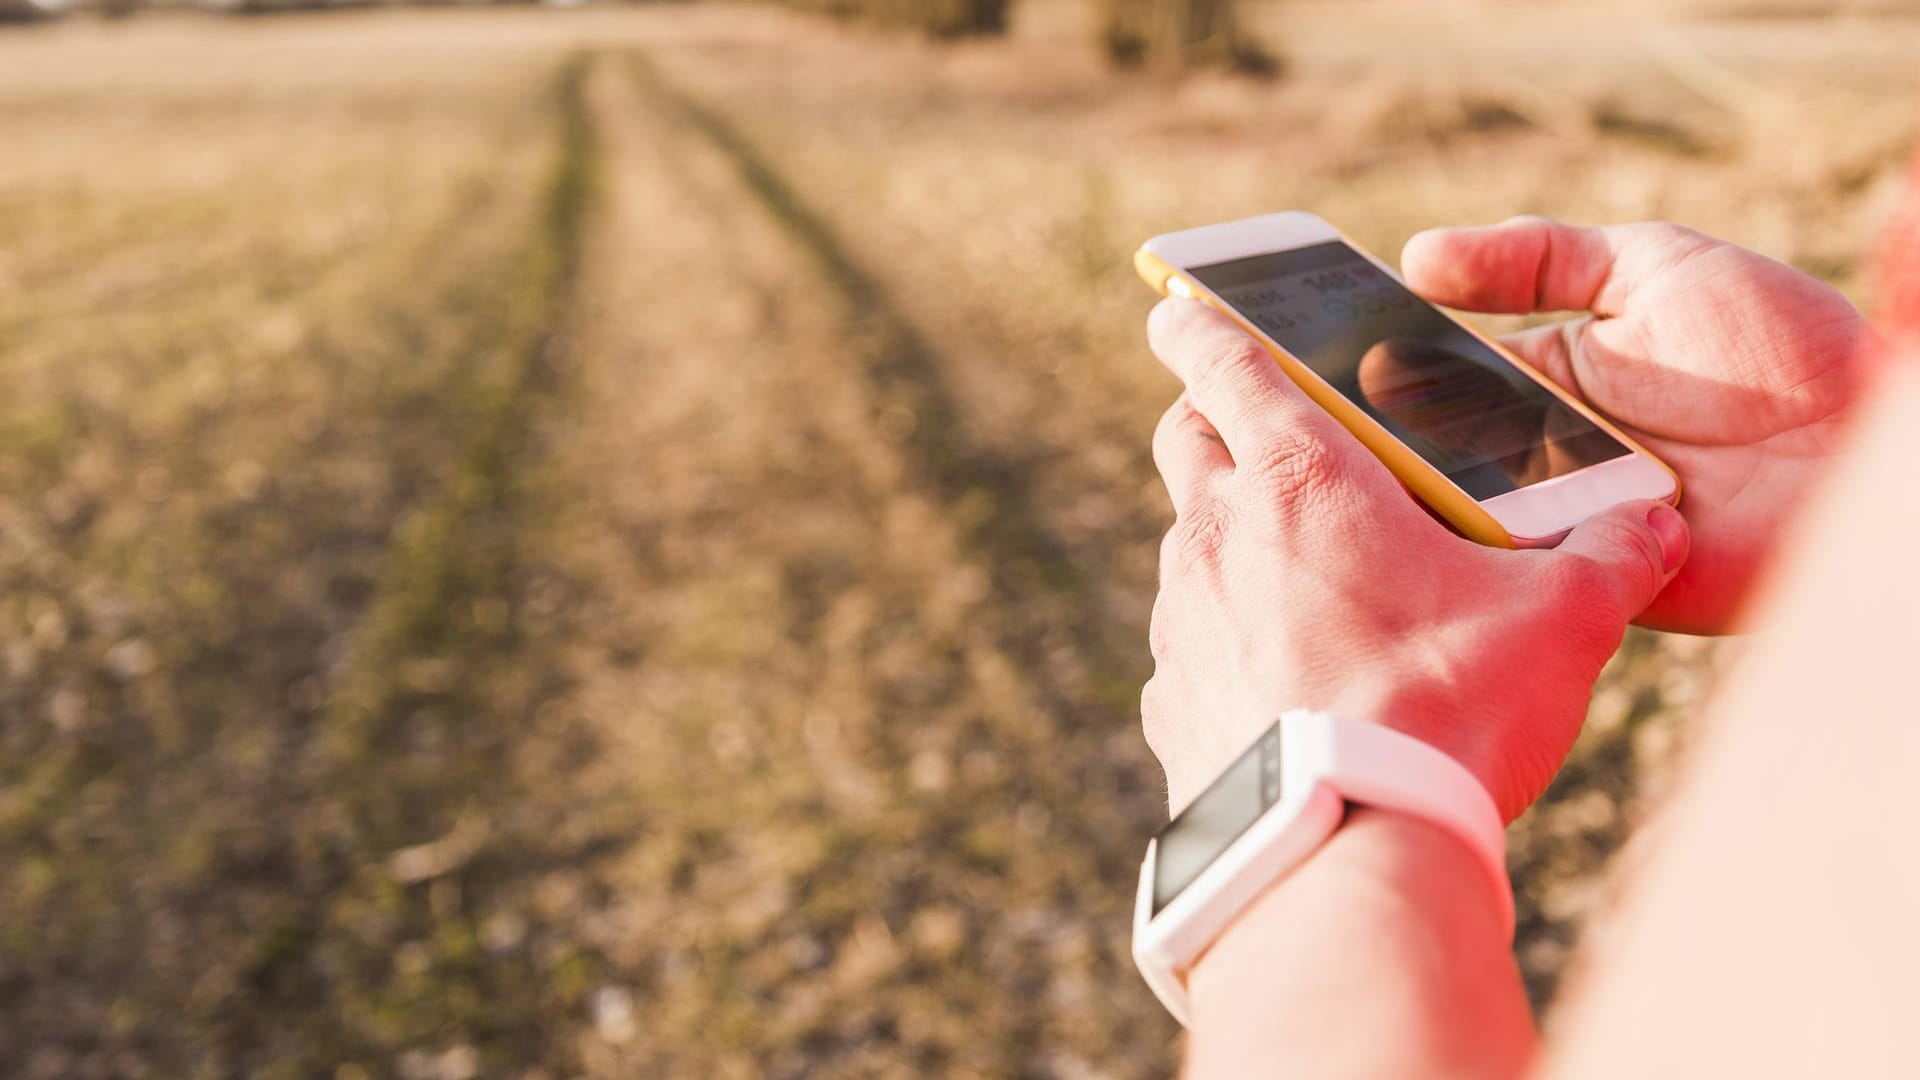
[1137,211,1678,548]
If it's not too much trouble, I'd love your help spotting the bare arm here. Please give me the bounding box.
[1545,362,1920,1079]
[1186,810,1533,1080]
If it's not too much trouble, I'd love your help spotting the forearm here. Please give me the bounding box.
[1542,364,1920,1079]
[1185,809,1535,1080]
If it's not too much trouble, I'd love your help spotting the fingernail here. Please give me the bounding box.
[1646,503,1689,574]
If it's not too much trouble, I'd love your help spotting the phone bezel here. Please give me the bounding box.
[1143,212,1677,546]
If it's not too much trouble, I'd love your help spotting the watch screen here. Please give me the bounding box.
[1152,724,1284,915]
[1188,242,1630,499]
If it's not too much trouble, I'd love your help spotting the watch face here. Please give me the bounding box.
[1152,723,1284,915]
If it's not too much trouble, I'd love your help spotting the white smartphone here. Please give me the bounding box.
[1137,211,1678,547]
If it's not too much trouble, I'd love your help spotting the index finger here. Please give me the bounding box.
[1145,297,1403,508]
[1400,216,1721,317]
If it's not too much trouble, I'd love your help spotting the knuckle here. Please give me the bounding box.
[1151,400,1207,459]
[1622,525,1667,596]
[1555,316,1590,358]
[1636,221,1719,264]
[1644,219,1706,244]
[1541,554,1630,646]
[1242,433,1338,503]
[1139,675,1197,770]
[1147,594,1174,663]
[1139,675,1178,760]
[1597,515,1666,598]
[1150,410,1183,468]
[1543,552,1612,608]
[1162,501,1232,573]
[1188,336,1267,393]
[1153,397,1193,442]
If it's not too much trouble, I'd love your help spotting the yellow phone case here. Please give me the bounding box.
[1134,243,1680,548]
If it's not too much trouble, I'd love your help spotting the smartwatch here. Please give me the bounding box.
[1131,709,1512,1025]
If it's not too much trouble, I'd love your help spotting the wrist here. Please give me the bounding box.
[1168,679,1504,817]
[1186,808,1530,1077]
[1189,809,1510,992]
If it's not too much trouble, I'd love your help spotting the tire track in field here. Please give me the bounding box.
[619,50,1167,868]
[537,52,1175,1076]
[215,54,606,1074]
[620,49,1170,875]
[625,53,1093,625]
[1,51,619,1078]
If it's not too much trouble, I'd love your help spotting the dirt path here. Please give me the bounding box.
[530,52,1176,1077]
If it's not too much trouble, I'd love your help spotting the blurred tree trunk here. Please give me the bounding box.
[921,0,1009,37]
[1104,0,1277,74]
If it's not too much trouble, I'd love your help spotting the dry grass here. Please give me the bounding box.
[0,19,600,1077]
[0,2,1914,1077]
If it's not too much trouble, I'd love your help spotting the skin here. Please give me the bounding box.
[1185,809,1534,1079]
[1548,361,1920,1079]
[1140,217,1889,1077]
[1550,170,1920,1080]
[1142,295,1688,822]
[1400,218,1876,634]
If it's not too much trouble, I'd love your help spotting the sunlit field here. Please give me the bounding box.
[2,2,1915,1076]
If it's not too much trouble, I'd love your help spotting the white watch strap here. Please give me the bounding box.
[1288,711,1515,941]
[1133,710,1515,1025]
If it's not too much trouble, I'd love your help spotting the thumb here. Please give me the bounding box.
[1552,500,1690,620]
[1399,217,1614,315]
[1403,217,1719,319]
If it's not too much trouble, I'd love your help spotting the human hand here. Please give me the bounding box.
[1141,298,1689,820]
[1402,218,1875,635]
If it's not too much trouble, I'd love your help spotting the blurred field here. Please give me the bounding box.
[1,3,1914,1077]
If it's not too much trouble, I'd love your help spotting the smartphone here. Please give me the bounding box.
[1136,212,1678,547]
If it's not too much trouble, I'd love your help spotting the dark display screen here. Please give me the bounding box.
[1189,242,1628,499]
[1152,724,1284,915]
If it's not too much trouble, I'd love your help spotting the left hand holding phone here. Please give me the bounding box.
[1141,297,1689,821]
[1401,217,1874,634]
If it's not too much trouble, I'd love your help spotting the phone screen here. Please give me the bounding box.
[1188,241,1629,499]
